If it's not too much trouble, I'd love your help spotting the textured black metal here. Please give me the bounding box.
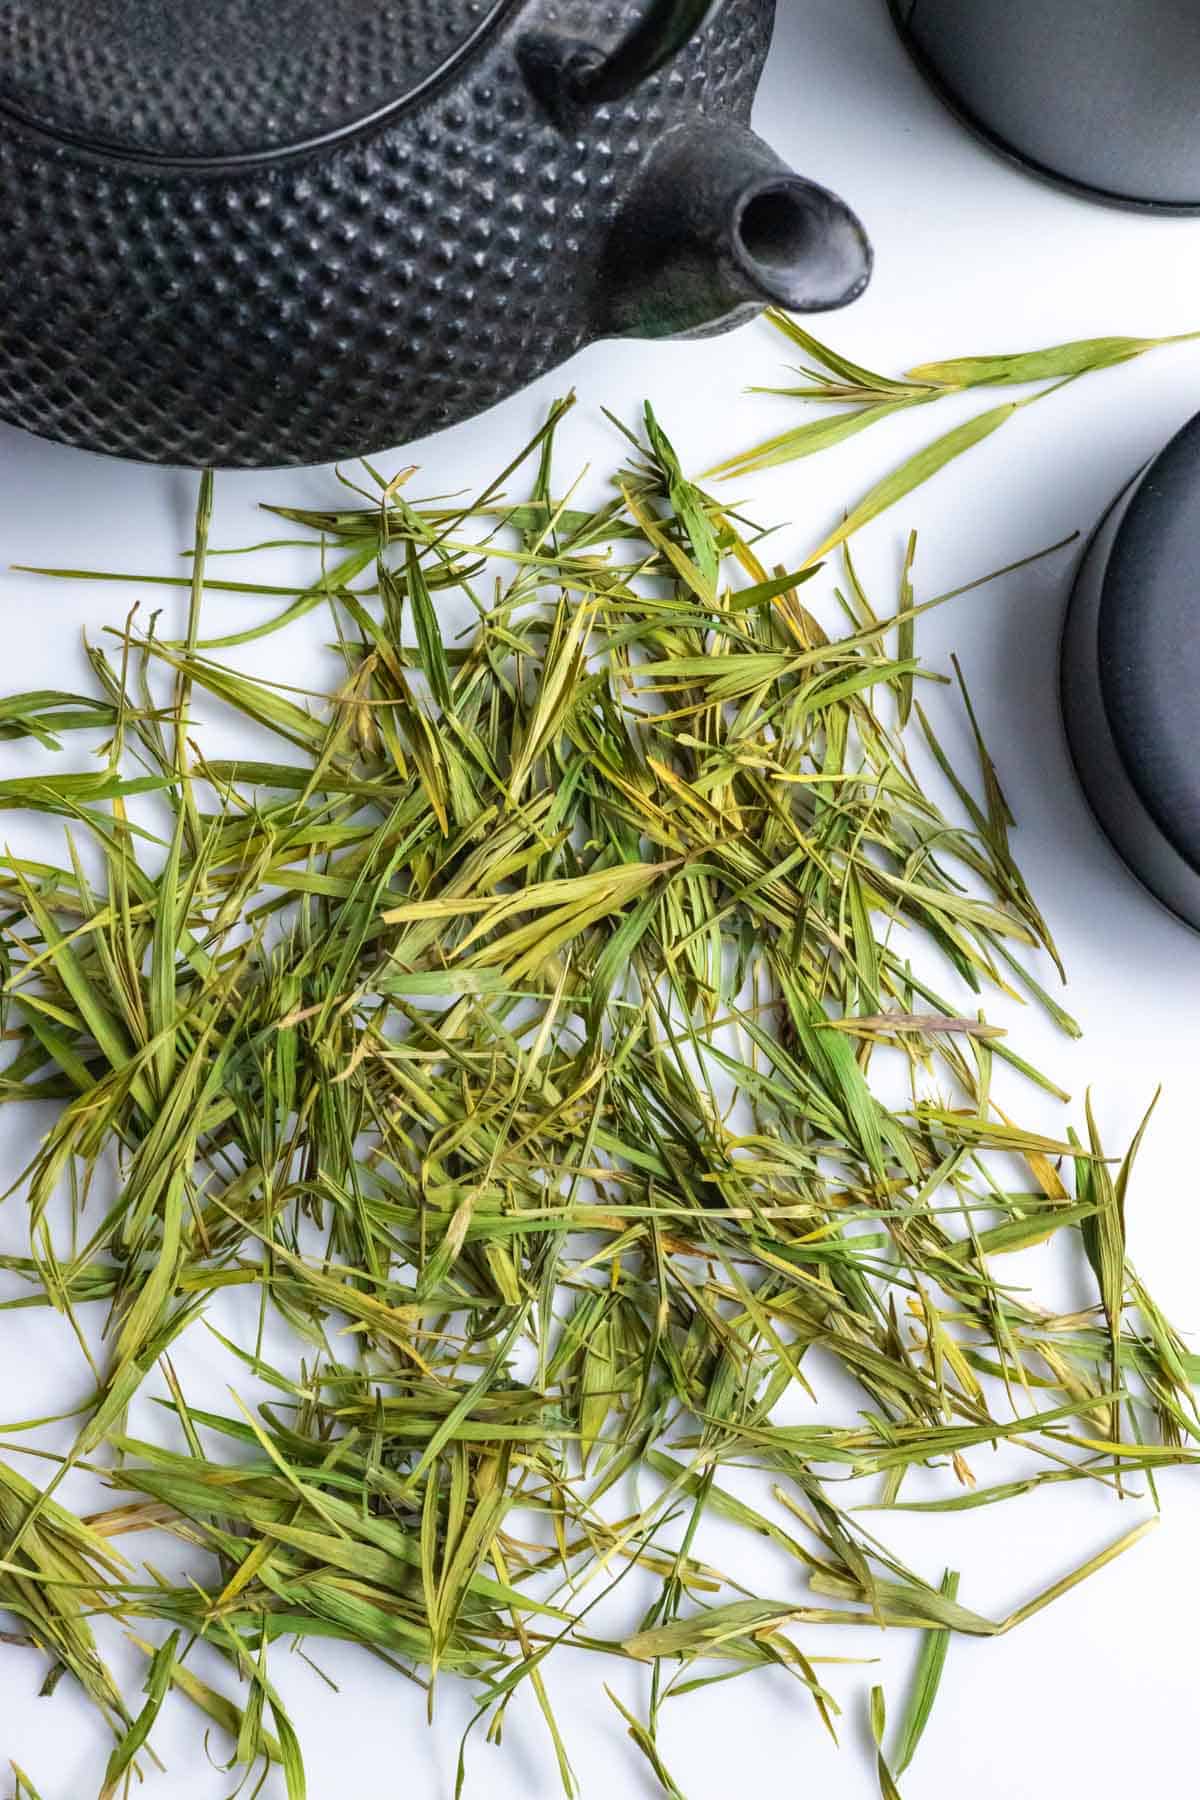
[889,0,1200,214]
[0,0,864,470]
[0,0,505,161]
[1060,415,1200,932]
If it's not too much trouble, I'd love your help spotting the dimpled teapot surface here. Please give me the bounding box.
[0,0,871,469]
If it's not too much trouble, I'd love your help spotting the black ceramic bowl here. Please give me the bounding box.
[1061,414,1200,931]
[888,0,1200,213]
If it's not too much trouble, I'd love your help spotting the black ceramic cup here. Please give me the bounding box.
[1061,414,1200,931]
[888,0,1200,212]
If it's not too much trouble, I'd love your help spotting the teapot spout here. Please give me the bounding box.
[603,123,872,340]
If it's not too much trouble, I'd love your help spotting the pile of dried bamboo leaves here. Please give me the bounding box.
[0,378,1194,1799]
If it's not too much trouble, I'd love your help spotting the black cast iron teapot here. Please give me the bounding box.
[0,0,871,469]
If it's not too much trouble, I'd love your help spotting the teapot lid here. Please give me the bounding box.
[0,0,505,163]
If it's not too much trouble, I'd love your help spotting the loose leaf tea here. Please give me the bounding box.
[0,384,1195,1798]
[710,310,1200,503]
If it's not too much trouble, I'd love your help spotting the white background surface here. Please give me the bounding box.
[3,1,1200,1794]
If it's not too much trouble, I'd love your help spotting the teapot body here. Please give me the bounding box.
[0,0,868,468]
